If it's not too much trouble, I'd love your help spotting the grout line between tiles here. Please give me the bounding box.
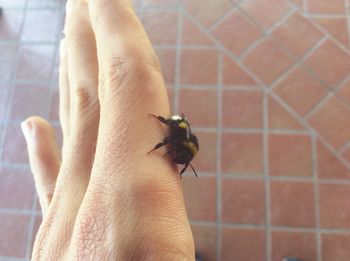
[216,51,223,261]
[207,8,237,32]
[311,131,322,261]
[305,13,348,18]
[173,4,182,114]
[263,90,272,261]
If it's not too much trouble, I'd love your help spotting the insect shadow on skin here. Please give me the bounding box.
[148,113,199,178]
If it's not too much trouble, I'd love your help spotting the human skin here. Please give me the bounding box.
[20,0,195,260]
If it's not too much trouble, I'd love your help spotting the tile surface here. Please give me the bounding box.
[1,0,350,260]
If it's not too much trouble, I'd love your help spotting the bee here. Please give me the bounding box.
[148,114,199,178]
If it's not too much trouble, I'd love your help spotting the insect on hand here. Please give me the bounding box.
[148,114,199,178]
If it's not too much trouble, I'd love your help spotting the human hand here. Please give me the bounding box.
[21,0,195,260]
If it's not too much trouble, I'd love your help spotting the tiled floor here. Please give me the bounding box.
[1,0,350,260]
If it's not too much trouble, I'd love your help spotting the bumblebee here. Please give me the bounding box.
[148,114,199,178]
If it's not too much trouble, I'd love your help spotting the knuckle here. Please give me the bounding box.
[72,84,97,113]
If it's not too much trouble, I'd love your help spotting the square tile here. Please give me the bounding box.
[182,176,216,221]
[0,84,10,120]
[0,9,24,40]
[305,40,350,89]
[308,96,350,150]
[272,13,323,58]
[141,0,179,6]
[242,38,294,85]
[155,48,176,84]
[9,83,50,121]
[322,234,350,261]
[317,140,350,179]
[142,10,177,45]
[221,133,263,174]
[270,181,315,227]
[0,213,30,257]
[221,227,266,261]
[0,166,34,209]
[342,146,350,164]
[222,178,265,224]
[269,134,312,177]
[240,0,291,29]
[180,49,218,84]
[307,0,346,14]
[16,44,56,81]
[223,55,256,86]
[212,11,261,55]
[268,95,305,130]
[179,89,217,127]
[191,224,217,261]
[0,44,17,81]
[30,215,43,257]
[181,16,213,46]
[272,231,317,261]
[337,78,350,105]
[191,131,217,173]
[320,184,350,228]
[222,90,263,128]
[184,0,233,28]
[273,66,327,117]
[2,123,29,163]
[21,9,62,42]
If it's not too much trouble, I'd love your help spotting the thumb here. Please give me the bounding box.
[21,116,61,216]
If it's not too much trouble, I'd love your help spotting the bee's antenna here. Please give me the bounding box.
[189,164,198,178]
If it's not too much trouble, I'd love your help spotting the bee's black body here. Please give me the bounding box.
[149,114,199,178]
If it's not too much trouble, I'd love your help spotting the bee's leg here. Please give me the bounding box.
[148,137,171,154]
[148,114,175,126]
[180,163,189,178]
[189,163,198,177]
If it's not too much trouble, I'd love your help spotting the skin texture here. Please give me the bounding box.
[20,0,195,260]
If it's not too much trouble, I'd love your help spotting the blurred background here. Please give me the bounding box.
[1,0,350,260]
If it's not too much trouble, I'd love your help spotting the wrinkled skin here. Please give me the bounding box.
[21,0,195,260]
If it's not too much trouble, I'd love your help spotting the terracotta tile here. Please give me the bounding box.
[212,11,261,55]
[269,134,312,177]
[222,90,263,128]
[0,166,34,209]
[49,89,59,121]
[30,215,42,256]
[179,89,217,127]
[242,37,294,84]
[184,0,233,28]
[142,10,177,45]
[180,49,218,84]
[0,44,17,80]
[10,83,50,121]
[288,0,303,7]
[273,66,327,116]
[191,224,217,261]
[268,95,305,130]
[240,0,291,29]
[21,9,61,42]
[322,234,350,261]
[0,213,30,257]
[223,55,256,86]
[272,231,317,261]
[317,140,350,179]
[0,9,24,40]
[2,123,29,163]
[308,96,350,150]
[182,176,216,221]
[141,0,179,6]
[270,181,315,227]
[337,78,350,105]
[221,133,263,174]
[342,146,350,164]
[0,84,10,120]
[222,227,266,261]
[305,40,350,89]
[222,178,265,224]
[307,0,346,14]
[154,48,175,84]
[181,16,213,46]
[191,131,217,173]
[52,124,63,149]
[272,13,323,58]
[319,184,350,228]
[312,18,349,49]
[16,44,55,81]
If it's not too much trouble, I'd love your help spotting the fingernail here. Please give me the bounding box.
[21,120,33,145]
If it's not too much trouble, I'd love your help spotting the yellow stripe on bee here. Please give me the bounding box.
[179,122,188,129]
[183,141,198,156]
